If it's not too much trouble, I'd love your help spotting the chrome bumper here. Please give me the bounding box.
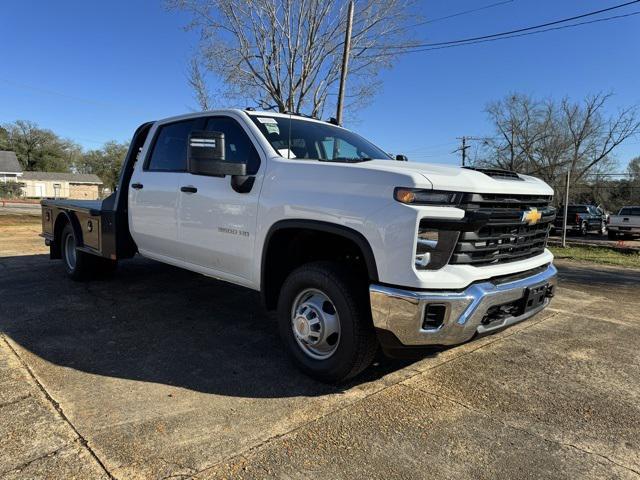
[370,264,557,347]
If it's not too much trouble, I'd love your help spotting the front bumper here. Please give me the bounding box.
[370,264,557,347]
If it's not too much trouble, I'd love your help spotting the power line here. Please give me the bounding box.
[416,1,515,26]
[361,0,640,55]
[362,10,640,57]
[382,0,515,37]
[0,77,145,115]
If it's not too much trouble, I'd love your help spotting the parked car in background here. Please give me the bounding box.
[607,206,640,239]
[554,204,607,236]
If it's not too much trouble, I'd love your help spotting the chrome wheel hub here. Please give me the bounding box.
[291,289,340,360]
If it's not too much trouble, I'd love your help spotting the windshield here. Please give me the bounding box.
[249,115,391,162]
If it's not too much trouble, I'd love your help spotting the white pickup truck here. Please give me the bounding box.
[39,110,557,382]
[608,206,640,239]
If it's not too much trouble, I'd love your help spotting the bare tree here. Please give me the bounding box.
[562,93,640,184]
[188,57,213,110]
[169,0,417,117]
[479,93,640,195]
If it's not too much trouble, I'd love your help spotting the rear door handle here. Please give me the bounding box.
[180,186,198,194]
[131,183,143,190]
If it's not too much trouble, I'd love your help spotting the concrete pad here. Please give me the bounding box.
[2,445,109,480]
[198,384,637,480]
[0,257,418,479]
[405,312,640,472]
[0,339,36,405]
[2,253,640,479]
[0,396,76,474]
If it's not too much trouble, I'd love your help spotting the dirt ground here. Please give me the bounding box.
[0,215,47,257]
[1,215,639,479]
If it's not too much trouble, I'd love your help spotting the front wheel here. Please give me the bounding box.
[277,261,378,383]
[600,222,608,235]
[608,231,618,240]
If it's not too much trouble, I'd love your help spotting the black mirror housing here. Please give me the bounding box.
[188,130,247,177]
[395,154,408,162]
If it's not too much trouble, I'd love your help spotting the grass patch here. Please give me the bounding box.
[0,214,42,227]
[550,245,640,268]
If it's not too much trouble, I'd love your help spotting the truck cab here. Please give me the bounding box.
[41,109,557,382]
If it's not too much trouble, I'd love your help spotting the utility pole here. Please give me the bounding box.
[336,0,354,126]
[561,170,570,248]
[454,136,489,166]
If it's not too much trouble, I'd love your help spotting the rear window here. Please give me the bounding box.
[619,207,640,216]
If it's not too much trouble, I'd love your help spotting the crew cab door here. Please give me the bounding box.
[129,117,204,260]
[178,115,263,283]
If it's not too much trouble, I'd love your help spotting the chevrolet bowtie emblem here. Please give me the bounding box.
[521,208,542,225]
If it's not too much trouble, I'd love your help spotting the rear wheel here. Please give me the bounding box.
[61,224,92,280]
[608,231,618,240]
[277,261,378,383]
[600,221,607,235]
[580,222,588,236]
[60,224,116,280]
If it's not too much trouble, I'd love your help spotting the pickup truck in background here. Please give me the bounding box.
[608,206,640,239]
[39,109,557,383]
[553,204,607,236]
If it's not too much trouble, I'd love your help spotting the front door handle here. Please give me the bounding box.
[131,183,143,190]
[180,186,198,194]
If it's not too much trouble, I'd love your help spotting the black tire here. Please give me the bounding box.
[277,261,378,383]
[608,230,617,240]
[61,224,94,280]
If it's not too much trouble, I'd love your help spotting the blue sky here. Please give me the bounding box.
[1,0,639,168]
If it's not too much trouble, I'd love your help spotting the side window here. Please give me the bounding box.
[205,117,261,175]
[147,119,198,171]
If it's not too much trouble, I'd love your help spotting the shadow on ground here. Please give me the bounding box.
[0,254,420,398]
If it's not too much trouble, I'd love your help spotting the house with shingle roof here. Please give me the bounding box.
[0,151,23,182]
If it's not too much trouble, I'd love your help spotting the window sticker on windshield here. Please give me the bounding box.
[265,123,280,135]
[257,117,278,124]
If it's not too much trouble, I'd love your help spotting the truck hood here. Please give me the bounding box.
[354,160,554,196]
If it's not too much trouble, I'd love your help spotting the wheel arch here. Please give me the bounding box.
[53,211,84,257]
[260,220,379,310]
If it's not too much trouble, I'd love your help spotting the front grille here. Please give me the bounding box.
[450,193,555,266]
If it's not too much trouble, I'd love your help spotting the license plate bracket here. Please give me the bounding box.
[519,282,549,315]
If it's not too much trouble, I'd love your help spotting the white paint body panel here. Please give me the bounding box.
[128,109,555,293]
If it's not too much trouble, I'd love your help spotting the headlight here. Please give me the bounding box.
[394,188,462,205]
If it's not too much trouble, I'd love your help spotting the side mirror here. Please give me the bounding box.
[395,154,408,162]
[188,130,247,177]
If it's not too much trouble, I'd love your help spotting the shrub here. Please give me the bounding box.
[0,181,25,198]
